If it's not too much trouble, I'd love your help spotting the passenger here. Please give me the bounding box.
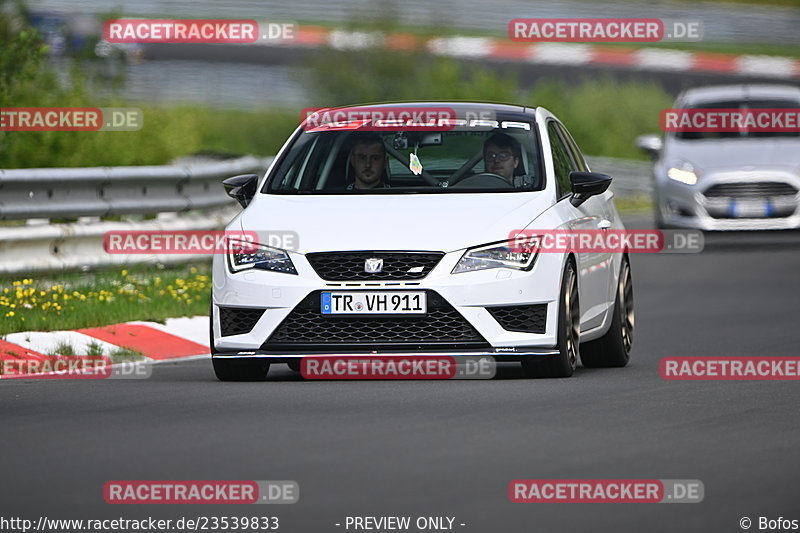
[483,132,533,187]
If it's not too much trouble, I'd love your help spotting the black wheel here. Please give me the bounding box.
[654,203,666,229]
[212,358,270,381]
[580,257,634,368]
[653,193,671,230]
[521,260,579,378]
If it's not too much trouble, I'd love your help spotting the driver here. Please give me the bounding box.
[347,133,390,190]
[483,132,533,187]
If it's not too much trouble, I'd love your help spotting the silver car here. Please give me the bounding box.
[637,84,800,230]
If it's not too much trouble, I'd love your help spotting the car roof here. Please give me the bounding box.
[677,84,800,106]
[314,102,537,122]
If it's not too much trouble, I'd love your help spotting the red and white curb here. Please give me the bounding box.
[0,316,210,369]
[261,25,800,79]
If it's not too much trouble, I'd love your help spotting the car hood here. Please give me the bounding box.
[237,193,552,253]
[667,137,800,172]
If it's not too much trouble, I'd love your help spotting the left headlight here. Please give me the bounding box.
[452,240,538,274]
[227,238,298,274]
[667,163,698,185]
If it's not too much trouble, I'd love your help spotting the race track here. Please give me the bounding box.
[2,217,800,532]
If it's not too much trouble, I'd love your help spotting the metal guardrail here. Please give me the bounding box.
[586,156,653,198]
[0,156,272,221]
[0,155,653,275]
[0,208,241,274]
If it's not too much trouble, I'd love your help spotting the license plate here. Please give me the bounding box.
[321,291,427,315]
[729,198,770,218]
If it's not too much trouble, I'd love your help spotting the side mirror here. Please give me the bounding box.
[635,134,663,159]
[223,174,259,208]
[569,171,612,207]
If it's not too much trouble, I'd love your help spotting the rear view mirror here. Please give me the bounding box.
[223,174,259,208]
[635,134,663,159]
[569,171,612,207]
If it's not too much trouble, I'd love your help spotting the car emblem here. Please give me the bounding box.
[407,266,424,273]
[364,258,383,273]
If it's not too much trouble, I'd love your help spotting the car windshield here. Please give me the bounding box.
[676,98,800,140]
[264,122,542,194]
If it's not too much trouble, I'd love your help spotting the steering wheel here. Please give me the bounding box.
[449,172,513,188]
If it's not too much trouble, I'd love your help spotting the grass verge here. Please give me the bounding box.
[0,263,211,335]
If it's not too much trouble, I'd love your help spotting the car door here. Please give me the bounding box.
[547,120,612,331]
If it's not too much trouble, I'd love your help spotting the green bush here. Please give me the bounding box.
[0,1,299,168]
[1,106,299,168]
[526,78,672,160]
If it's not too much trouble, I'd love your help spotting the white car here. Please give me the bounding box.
[211,103,634,380]
[637,84,800,230]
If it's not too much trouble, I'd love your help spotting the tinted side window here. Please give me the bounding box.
[547,122,574,199]
[557,124,588,172]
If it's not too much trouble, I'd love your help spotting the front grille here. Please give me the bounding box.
[219,307,265,336]
[704,182,798,199]
[487,305,547,333]
[306,252,443,281]
[264,290,487,348]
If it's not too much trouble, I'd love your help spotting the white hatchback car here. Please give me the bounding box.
[211,103,633,380]
[637,84,800,230]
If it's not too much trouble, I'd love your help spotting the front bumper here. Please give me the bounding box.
[658,170,800,231]
[211,245,565,355]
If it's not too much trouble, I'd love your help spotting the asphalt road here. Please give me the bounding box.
[2,218,800,533]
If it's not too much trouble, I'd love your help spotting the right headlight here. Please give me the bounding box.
[452,239,538,274]
[667,162,699,185]
[227,238,297,274]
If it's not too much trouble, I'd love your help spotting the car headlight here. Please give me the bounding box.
[227,238,297,274]
[667,163,698,185]
[452,239,538,274]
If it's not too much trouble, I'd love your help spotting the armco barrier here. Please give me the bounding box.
[0,156,272,221]
[0,208,241,274]
[586,156,653,198]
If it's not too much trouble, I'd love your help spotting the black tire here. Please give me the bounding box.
[654,204,667,230]
[521,260,579,378]
[212,358,270,381]
[653,193,674,230]
[580,257,634,368]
